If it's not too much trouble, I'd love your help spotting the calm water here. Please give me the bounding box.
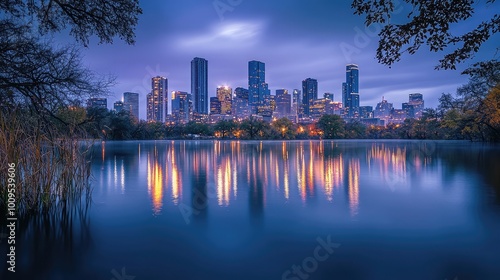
[2,140,500,279]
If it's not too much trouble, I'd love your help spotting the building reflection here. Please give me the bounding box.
[348,158,360,216]
[147,147,164,215]
[367,144,408,188]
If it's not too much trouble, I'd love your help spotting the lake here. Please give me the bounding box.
[2,140,500,279]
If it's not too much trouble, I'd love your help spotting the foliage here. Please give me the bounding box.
[271,118,296,139]
[352,0,499,70]
[214,120,238,138]
[316,115,345,139]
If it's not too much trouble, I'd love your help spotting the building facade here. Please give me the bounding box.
[342,64,360,119]
[217,86,232,115]
[147,76,168,122]
[123,92,139,120]
[302,78,318,117]
[171,91,192,124]
[248,60,266,113]
[191,57,208,114]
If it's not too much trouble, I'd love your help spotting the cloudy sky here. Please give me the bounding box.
[76,0,499,120]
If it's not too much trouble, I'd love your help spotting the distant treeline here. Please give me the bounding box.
[76,74,499,142]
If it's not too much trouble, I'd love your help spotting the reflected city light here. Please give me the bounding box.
[348,158,360,216]
[147,153,164,214]
[171,146,181,205]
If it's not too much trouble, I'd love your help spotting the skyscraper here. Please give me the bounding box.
[171,91,192,124]
[147,76,167,123]
[233,87,250,119]
[248,60,266,113]
[275,89,291,117]
[292,89,301,119]
[123,92,139,120]
[342,64,359,118]
[210,97,221,115]
[302,78,318,117]
[408,93,424,119]
[191,57,208,114]
[113,101,124,112]
[217,86,232,115]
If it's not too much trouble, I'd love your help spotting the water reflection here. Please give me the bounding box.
[92,140,500,218]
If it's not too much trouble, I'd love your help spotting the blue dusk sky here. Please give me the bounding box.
[74,0,499,120]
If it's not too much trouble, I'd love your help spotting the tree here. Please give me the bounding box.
[214,120,237,138]
[2,0,142,46]
[352,0,499,70]
[240,117,270,139]
[271,118,296,139]
[316,115,346,139]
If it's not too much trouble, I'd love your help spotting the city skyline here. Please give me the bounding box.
[74,1,499,120]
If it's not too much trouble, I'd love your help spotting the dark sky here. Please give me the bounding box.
[77,0,499,120]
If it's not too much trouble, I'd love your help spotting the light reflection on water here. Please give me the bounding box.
[5,140,500,280]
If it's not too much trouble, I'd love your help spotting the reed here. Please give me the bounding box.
[0,107,93,217]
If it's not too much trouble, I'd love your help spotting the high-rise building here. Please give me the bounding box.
[217,86,232,115]
[342,64,360,118]
[408,93,424,119]
[248,60,266,113]
[292,89,301,119]
[359,106,373,119]
[233,87,250,119]
[113,101,124,112]
[171,91,192,124]
[302,78,318,117]
[147,76,168,122]
[210,97,221,115]
[191,57,208,114]
[87,98,107,109]
[374,98,393,125]
[275,89,291,117]
[123,92,139,120]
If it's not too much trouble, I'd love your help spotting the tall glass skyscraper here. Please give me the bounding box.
[302,78,318,117]
[171,91,192,124]
[191,57,208,115]
[147,76,167,123]
[342,64,360,118]
[123,92,139,120]
[248,60,266,113]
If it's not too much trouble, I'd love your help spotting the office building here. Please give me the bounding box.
[217,86,232,115]
[408,93,424,119]
[113,101,124,112]
[123,92,139,120]
[374,98,393,125]
[210,97,221,115]
[191,57,208,114]
[233,87,250,119]
[302,78,318,116]
[171,91,192,124]
[248,60,266,113]
[275,89,291,117]
[342,64,360,118]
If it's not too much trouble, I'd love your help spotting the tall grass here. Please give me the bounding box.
[0,107,93,217]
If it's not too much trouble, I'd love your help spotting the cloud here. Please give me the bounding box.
[176,21,266,50]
